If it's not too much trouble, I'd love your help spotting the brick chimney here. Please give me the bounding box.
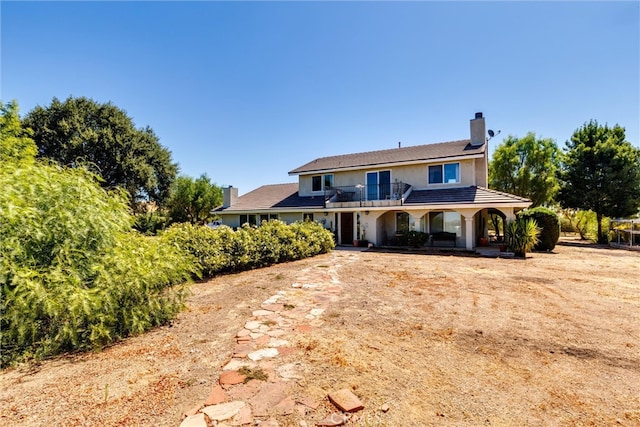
[470,112,486,147]
[222,186,238,208]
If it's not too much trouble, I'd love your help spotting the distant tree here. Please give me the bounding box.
[166,174,223,225]
[22,96,178,204]
[489,132,561,206]
[0,100,36,163]
[558,120,640,243]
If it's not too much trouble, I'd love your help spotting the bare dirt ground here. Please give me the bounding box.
[1,237,639,426]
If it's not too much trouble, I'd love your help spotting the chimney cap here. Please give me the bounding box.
[475,112,483,119]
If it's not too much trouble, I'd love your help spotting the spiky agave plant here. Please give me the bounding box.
[505,218,540,258]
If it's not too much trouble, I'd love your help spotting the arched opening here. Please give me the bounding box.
[488,208,508,243]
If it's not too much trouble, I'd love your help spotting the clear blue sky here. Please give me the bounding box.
[2,1,638,195]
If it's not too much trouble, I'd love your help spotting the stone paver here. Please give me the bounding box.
[219,370,247,385]
[205,385,228,405]
[249,382,288,417]
[247,347,279,361]
[201,400,246,421]
[179,413,207,427]
[316,412,349,426]
[179,251,361,426]
[327,388,364,412]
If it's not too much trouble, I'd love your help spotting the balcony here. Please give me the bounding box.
[324,182,412,209]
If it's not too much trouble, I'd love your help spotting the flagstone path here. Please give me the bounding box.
[180,250,363,427]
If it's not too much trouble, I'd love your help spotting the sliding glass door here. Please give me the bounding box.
[366,170,391,201]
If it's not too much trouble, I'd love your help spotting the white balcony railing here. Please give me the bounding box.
[324,182,411,208]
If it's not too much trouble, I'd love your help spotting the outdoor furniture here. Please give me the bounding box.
[430,231,456,247]
[335,189,355,202]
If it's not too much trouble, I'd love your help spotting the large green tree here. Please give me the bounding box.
[559,120,640,243]
[489,132,561,206]
[22,96,178,204]
[166,174,223,225]
[0,100,36,164]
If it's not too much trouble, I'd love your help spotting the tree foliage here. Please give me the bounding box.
[558,120,640,243]
[22,96,178,204]
[489,132,561,206]
[0,100,37,164]
[166,174,223,225]
[0,161,194,366]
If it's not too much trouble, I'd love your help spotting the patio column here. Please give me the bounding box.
[457,208,480,251]
[464,216,474,250]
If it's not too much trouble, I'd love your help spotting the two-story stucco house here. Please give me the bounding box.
[215,113,531,250]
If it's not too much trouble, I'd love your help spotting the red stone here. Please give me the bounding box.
[274,396,296,415]
[233,405,253,425]
[327,389,364,412]
[254,334,270,346]
[226,378,263,400]
[248,382,288,417]
[205,385,228,405]
[183,403,201,418]
[298,396,320,410]
[219,370,247,386]
[234,342,254,354]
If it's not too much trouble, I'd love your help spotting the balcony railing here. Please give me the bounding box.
[324,182,411,208]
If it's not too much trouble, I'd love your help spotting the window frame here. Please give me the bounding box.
[428,162,460,185]
[428,211,461,236]
[312,174,334,192]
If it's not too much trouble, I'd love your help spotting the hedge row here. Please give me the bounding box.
[161,220,336,279]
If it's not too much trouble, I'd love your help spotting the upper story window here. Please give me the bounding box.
[428,163,460,184]
[312,174,334,191]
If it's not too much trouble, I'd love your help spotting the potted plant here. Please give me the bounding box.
[505,218,540,258]
[354,225,368,247]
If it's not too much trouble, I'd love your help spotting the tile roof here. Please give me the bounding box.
[288,139,484,175]
[215,183,325,212]
[217,184,530,213]
[405,186,531,206]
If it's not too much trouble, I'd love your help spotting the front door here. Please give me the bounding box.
[340,212,354,245]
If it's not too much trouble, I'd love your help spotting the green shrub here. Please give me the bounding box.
[518,207,560,251]
[407,230,429,247]
[559,216,577,233]
[505,217,540,258]
[561,210,610,242]
[0,162,195,366]
[133,210,169,235]
[162,220,335,278]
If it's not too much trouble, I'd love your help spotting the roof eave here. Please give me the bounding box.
[289,153,485,176]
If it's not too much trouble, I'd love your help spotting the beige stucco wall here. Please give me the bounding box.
[220,214,241,229]
[297,158,482,196]
[474,153,489,187]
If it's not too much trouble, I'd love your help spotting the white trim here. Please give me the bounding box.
[290,154,485,176]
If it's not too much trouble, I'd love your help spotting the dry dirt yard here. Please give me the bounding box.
[1,237,639,427]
